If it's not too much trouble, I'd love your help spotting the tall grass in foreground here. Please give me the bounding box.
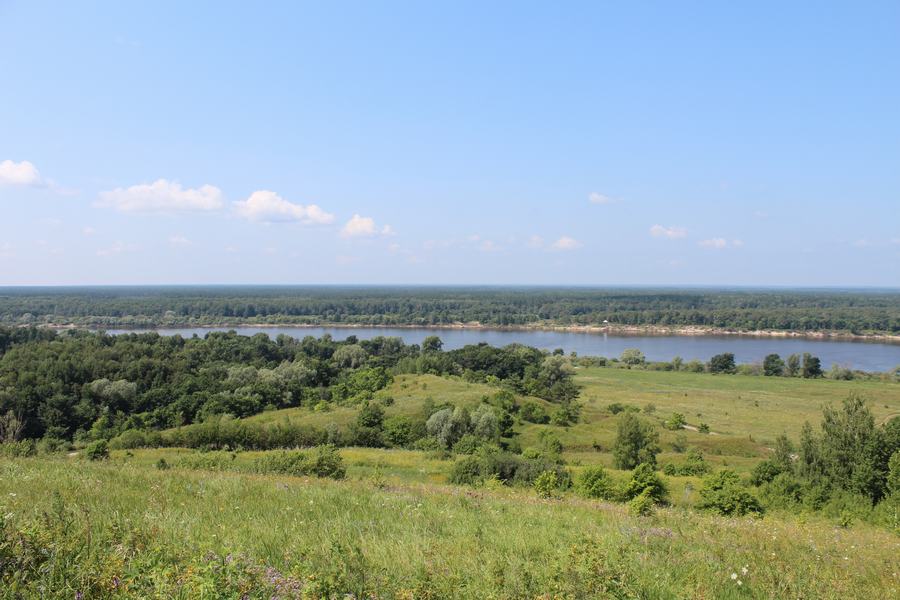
[1,457,898,599]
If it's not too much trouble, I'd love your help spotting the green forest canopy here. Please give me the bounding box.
[1,286,899,333]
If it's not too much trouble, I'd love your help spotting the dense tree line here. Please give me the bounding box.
[0,327,578,445]
[1,286,898,333]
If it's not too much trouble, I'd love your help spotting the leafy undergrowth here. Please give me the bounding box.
[1,458,898,599]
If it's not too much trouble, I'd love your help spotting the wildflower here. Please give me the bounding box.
[741,566,748,576]
[737,581,743,586]
[731,573,738,580]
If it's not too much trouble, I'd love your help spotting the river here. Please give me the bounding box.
[106,326,900,372]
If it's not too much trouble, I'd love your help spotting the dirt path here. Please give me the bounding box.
[681,424,720,436]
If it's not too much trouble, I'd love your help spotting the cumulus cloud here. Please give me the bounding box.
[96,241,136,257]
[650,224,687,239]
[551,236,582,250]
[528,235,545,248]
[340,214,394,238]
[233,190,334,224]
[98,179,223,213]
[699,237,727,249]
[168,235,193,247]
[699,238,743,249]
[0,160,42,186]
[589,192,615,205]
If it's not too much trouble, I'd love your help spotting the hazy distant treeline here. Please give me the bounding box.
[1,286,898,333]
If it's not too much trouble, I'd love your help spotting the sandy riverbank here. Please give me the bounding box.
[37,320,900,343]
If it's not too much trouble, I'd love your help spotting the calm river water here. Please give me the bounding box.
[107,326,900,372]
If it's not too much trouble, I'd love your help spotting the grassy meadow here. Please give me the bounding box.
[3,366,899,598]
[2,456,899,599]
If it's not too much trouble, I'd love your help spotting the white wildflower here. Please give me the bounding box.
[731,573,738,580]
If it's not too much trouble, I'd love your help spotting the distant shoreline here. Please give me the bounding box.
[34,320,900,343]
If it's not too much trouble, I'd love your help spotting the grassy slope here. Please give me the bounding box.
[243,373,556,428]
[1,458,897,599]
[240,368,900,475]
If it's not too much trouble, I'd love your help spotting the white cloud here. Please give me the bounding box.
[98,179,223,213]
[0,242,14,258]
[340,213,394,238]
[82,226,97,236]
[528,235,545,248]
[699,237,727,249]
[96,241,136,257]
[168,235,193,247]
[480,240,500,252]
[234,190,334,224]
[0,160,42,186]
[699,237,744,249]
[589,192,615,205]
[551,236,582,250]
[650,224,687,239]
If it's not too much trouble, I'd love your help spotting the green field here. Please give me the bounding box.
[3,366,900,598]
[237,367,900,475]
[2,457,898,599]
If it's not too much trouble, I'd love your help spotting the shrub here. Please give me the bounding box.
[411,436,443,452]
[252,451,313,477]
[448,449,570,489]
[696,470,762,516]
[607,402,638,415]
[520,402,549,424]
[622,463,667,504]
[550,402,580,426]
[613,413,660,470]
[663,448,710,476]
[888,450,900,496]
[534,470,562,498]
[628,488,656,517]
[620,348,645,366]
[0,439,37,458]
[381,415,414,447]
[310,445,346,479]
[698,423,710,434]
[708,353,736,374]
[452,433,482,455]
[449,455,482,485]
[576,466,616,500]
[36,437,69,454]
[763,353,785,376]
[682,360,703,373]
[175,451,236,471]
[156,458,170,470]
[758,473,803,510]
[750,459,784,486]
[84,439,109,461]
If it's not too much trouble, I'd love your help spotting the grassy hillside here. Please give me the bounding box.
[1,457,897,599]
[242,373,549,428]
[5,366,898,597]
[236,367,900,475]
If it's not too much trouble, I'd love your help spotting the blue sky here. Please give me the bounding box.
[1,1,898,286]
